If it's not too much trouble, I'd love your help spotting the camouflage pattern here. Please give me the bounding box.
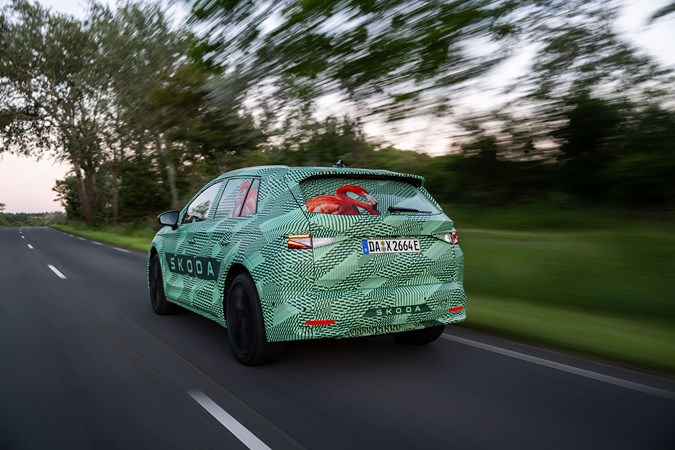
[149,166,467,342]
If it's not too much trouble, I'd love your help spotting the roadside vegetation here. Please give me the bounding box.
[0,210,65,227]
[1,1,673,373]
[461,227,675,373]
[50,222,155,253]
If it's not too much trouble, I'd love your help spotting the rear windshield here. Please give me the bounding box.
[300,177,441,216]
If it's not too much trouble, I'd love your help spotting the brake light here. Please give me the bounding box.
[287,234,312,249]
[449,306,464,312]
[451,231,458,244]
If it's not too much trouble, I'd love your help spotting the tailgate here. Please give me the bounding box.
[298,177,458,290]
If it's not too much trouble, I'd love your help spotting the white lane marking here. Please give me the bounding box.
[47,264,67,280]
[27,244,34,249]
[113,247,131,253]
[93,242,103,246]
[21,236,25,239]
[441,334,675,400]
[188,390,271,450]
[78,237,86,241]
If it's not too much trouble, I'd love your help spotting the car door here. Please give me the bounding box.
[190,177,258,317]
[189,177,260,317]
[162,180,224,306]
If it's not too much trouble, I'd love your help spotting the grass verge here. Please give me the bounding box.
[464,296,675,374]
[460,228,675,374]
[51,223,155,253]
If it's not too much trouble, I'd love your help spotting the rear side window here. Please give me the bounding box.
[214,178,258,219]
[182,181,223,223]
[236,179,259,217]
[300,177,441,216]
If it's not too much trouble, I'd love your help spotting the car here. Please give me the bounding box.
[148,165,467,365]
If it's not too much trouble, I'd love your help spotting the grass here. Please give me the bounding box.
[51,214,675,374]
[51,223,156,252]
[459,227,675,373]
[463,296,675,373]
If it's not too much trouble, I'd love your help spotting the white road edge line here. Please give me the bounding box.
[113,247,131,253]
[47,264,67,280]
[27,244,34,249]
[78,237,86,241]
[441,334,675,401]
[93,242,103,245]
[188,390,271,450]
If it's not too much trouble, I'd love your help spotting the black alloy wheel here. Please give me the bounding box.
[226,273,283,365]
[149,254,177,315]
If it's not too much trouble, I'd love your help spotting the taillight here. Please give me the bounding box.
[287,234,336,249]
[287,234,312,249]
[435,231,459,245]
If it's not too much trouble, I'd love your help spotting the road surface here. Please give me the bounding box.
[1,227,674,449]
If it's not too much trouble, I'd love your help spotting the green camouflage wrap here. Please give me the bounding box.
[149,166,467,342]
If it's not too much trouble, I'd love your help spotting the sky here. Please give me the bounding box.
[0,0,673,213]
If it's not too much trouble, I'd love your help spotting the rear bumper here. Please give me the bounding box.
[263,282,467,342]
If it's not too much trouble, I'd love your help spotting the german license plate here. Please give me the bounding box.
[361,239,420,254]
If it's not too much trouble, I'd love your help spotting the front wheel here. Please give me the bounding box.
[392,325,445,345]
[226,273,283,365]
[149,254,177,315]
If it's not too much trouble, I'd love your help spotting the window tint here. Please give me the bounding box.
[182,182,223,223]
[300,177,441,216]
[214,178,256,219]
[237,179,259,217]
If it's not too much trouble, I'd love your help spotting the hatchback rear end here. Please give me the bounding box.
[261,167,467,343]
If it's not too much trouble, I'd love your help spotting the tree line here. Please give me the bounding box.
[1,0,673,225]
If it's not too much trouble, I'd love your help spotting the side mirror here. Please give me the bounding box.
[158,210,180,229]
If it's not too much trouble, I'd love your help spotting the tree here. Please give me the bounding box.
[1,1,185,225]
[149,60,266,194]
[88,1,183,221]
[189,0,524,122]
[0,0,109,225]
[649,2,675,23]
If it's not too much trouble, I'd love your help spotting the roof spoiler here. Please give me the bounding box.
[300,172,423,187]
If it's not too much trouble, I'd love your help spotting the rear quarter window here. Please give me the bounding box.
[300,177,441,216]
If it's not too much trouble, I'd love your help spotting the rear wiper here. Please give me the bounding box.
[387,206,432,214]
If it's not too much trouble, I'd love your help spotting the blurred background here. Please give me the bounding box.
[1,0,673,373]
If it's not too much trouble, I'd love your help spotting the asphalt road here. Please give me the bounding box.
[1,227,674,450]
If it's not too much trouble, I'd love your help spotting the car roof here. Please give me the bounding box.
[217,165,424,186]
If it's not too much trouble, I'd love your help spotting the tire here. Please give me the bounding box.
[226,273,283,366]
[149,254,177,315]
[393,325,445,345]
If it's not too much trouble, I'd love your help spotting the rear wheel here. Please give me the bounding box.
[393,325,445,345]
[149,254,177,315]
[226,273,283,365]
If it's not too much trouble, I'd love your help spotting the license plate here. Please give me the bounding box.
[361,239,420,254]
